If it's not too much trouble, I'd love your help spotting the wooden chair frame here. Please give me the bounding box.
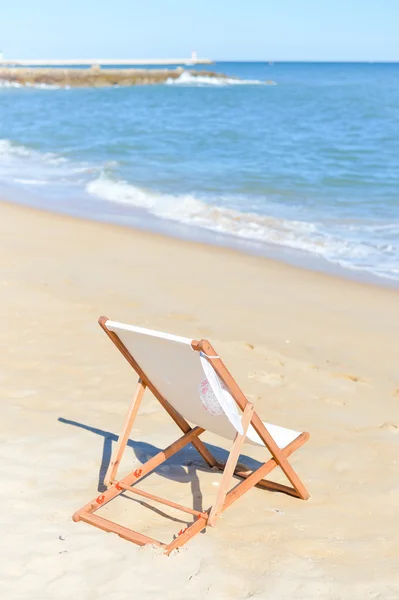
[73,316,310,554]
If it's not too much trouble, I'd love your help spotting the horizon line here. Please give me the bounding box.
[1,58,398,64]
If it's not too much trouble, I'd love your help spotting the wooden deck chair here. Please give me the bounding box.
[73,317,310,554]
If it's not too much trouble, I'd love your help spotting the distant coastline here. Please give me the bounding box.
[0,67,227,88]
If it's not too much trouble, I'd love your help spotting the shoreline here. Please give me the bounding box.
[2,198,399,598]
[2,192,398,291]
[1,196,398,358]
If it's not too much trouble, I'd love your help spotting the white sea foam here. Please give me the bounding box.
[0,72,268,89]
[0,139,94,194]
[0,79,61,89]
[165,72,267,86]
[13,178,49,185]
[86,175,399,281]
[0,80,22,88]
[0,139,66,162]
[25,82,61,89]
[0,139,30,155]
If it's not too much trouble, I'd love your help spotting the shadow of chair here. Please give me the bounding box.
[59,416,262,525]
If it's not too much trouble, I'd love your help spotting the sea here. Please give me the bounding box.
[0,62,398,285]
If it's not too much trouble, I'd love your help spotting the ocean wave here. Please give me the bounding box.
[0,139,67,162]
[0,79,23,88]
[86,175,398,280]
[0,138,96,194]
[12,177,50,185]
[0,79,62,89]
[0,137,397,282]
[165,72,267,86]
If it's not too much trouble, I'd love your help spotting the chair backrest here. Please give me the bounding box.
[105,320,242,442]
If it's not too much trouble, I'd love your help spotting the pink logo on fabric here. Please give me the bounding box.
[199,378,224,416]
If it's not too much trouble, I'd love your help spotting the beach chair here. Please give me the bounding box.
[73,317,310,554]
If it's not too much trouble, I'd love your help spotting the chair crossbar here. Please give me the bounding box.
[120,484,208,518]
[79,512,164,547]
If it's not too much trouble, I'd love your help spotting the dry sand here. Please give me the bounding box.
[1,200,398,599]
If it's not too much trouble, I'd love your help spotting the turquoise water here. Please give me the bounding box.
[0,62,398,282]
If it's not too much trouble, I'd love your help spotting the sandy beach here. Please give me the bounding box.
[1,199,398,599]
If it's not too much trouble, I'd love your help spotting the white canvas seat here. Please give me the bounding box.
[105,320,301,450]
[73,316,310,554]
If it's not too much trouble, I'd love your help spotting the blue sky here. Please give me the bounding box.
[1,0,398,61]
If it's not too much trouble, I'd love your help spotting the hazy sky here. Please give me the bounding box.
[1,0,398,61]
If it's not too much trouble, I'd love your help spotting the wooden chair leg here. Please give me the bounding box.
[104,378,146,487]
[208,403,254,526]
[253,420,310,500]
[197,340,310,500]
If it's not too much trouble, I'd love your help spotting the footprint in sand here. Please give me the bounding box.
[199,328,214,337]
[243,342,255,350]
[379,422,399,433]
[332,373,363,383]
[248,372,285,387]
[263,356,285,367]
[7,389,38,399]
[245,393,262,404]
[322,396,346,407]
[166,313,197,322]
[74,303,96,312]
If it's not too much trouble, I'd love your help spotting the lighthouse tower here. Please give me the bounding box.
[191,50,198,63]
